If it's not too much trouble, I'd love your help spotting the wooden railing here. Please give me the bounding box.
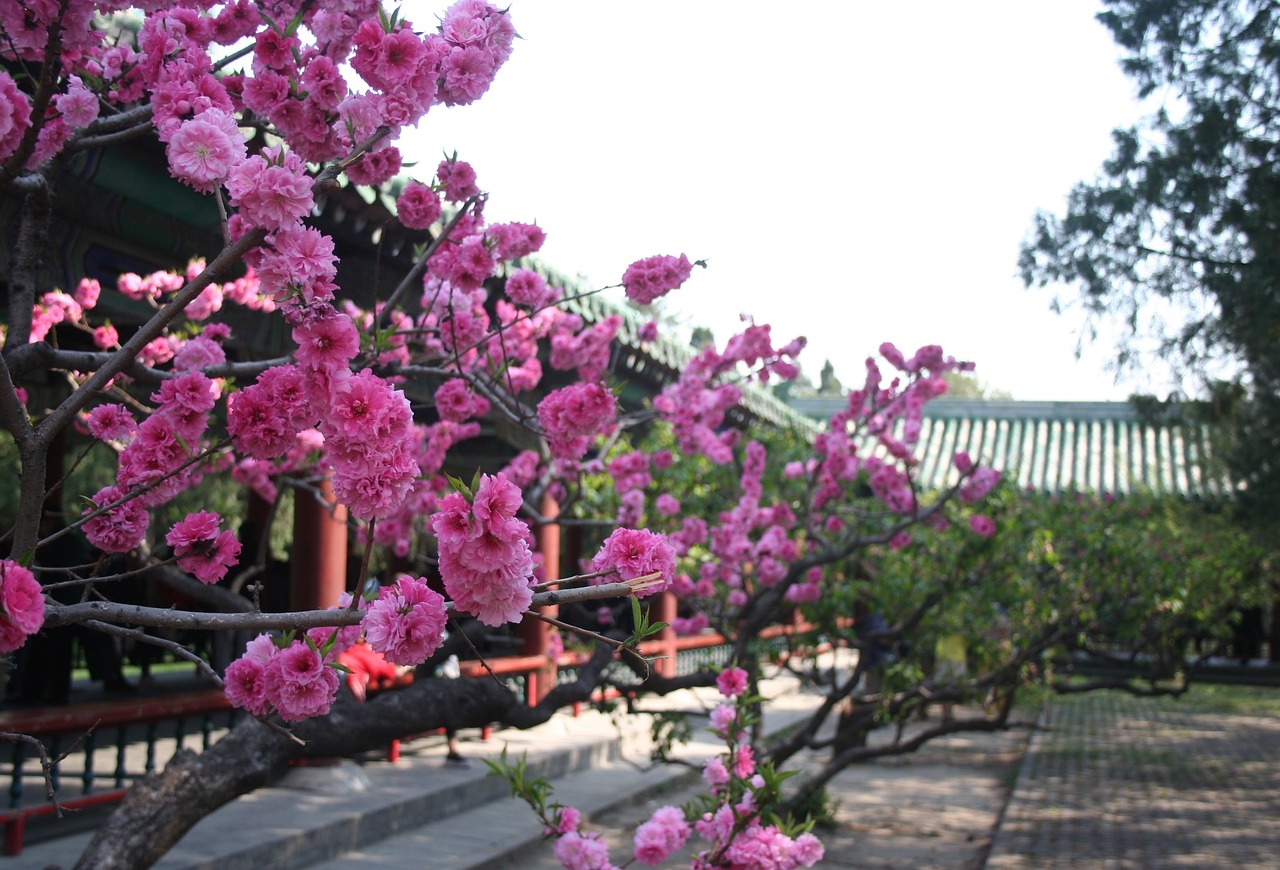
[0,690,238,856]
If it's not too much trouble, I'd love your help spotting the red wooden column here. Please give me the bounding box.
[291,478,348,611]
[652,590,679,678]
[520,493,560,705]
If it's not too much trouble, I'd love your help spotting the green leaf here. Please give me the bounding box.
[445,473,473,501]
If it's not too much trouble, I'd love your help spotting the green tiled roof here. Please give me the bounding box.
[790,398,1234,499]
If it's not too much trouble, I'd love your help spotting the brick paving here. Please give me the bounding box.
[987,689,1280,869]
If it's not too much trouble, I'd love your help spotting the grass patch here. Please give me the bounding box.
[1160,683,1280,717]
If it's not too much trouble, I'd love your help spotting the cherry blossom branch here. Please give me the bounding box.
[32,235,267,450]
[83,618,223,686]
[530,568,619,592]
[525,610,628,654]
[376,195,480,328]
[0,732,60,815]
[0,17,62,179]
[314,126,391,192]
[35,437,233,553]
[44,582,643,632]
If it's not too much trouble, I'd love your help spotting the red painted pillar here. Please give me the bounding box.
[653,590,679,678]
[519,493,560,705]
[291,478,348,611]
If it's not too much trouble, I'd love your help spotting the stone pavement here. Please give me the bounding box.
[15,682,1280,869]
[987,689,1280,869]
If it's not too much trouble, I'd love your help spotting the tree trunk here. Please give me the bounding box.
[73,641,619,868]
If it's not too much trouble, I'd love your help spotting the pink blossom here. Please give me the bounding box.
[86,404,136,442]
[224,650,272,716]
[166,108,245,192]
[361,576,448,666]
[439,44,496,106]
[263,639,341,722]
[637,320,658,343]
[166,511,222,548]
[621,254,694,305]
[553,830,614,870]
[375,26,427,87]
[432,474,535,626]
[785,583,821,604]
[719,824,823,869]
[433,378,488,422]
[253,26,298,72]
[538,383,617,458]
[81,485,149,554]
[436,157,479,202]
[504,269,557,309]
[173,528,242,585]
[702,756,730,791]
[92,324,119,349]
[292,307,360,374]
[969,514,997,538]
[0,71,33,162]
[591,528,676,596]
[554,805,581,835]
[227,382,299,460]
[74,277,101,309]
[396,180,443,229]
[55,76,98,130]
[0,560,45,653]
[345,146,402,187]
[257,225,339,305]
[655,493,681,517]
[173,334,227,371]
[325,369,412,443]
[959,466,1001,504]
[226,148,313,231]
[633,805,690,866]
[153,370,218,417]
[709,704,736,734]
[716,666,749,698]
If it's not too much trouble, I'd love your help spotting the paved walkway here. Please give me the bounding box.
[987,689,1280,869]
[15,683,1280,868]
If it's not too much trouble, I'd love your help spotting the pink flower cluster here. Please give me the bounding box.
[633,805,690,866]
[959,466,1002,504]
[553,830,617,870]
[537,383,618,461]
[969,514,997,538]
[621,254,695,306]
[433,378,490,423]
[716,666,749,698]
[81,485,150,554]
[0,70,32,163]
[322,369,420,522]
[361,576,448,666]
[704,823,824,869]
[0,561,45,653]
[653,326,802,466]
[591,528,676,597]
[396,180,443,229]
[432,474,535,626]
[224,634,341,723]
[549,314,621,383]
[165,511,242,584]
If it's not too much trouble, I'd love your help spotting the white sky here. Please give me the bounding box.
[398,1,1165,401]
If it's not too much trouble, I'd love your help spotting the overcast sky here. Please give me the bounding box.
[399,2,1165,401]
